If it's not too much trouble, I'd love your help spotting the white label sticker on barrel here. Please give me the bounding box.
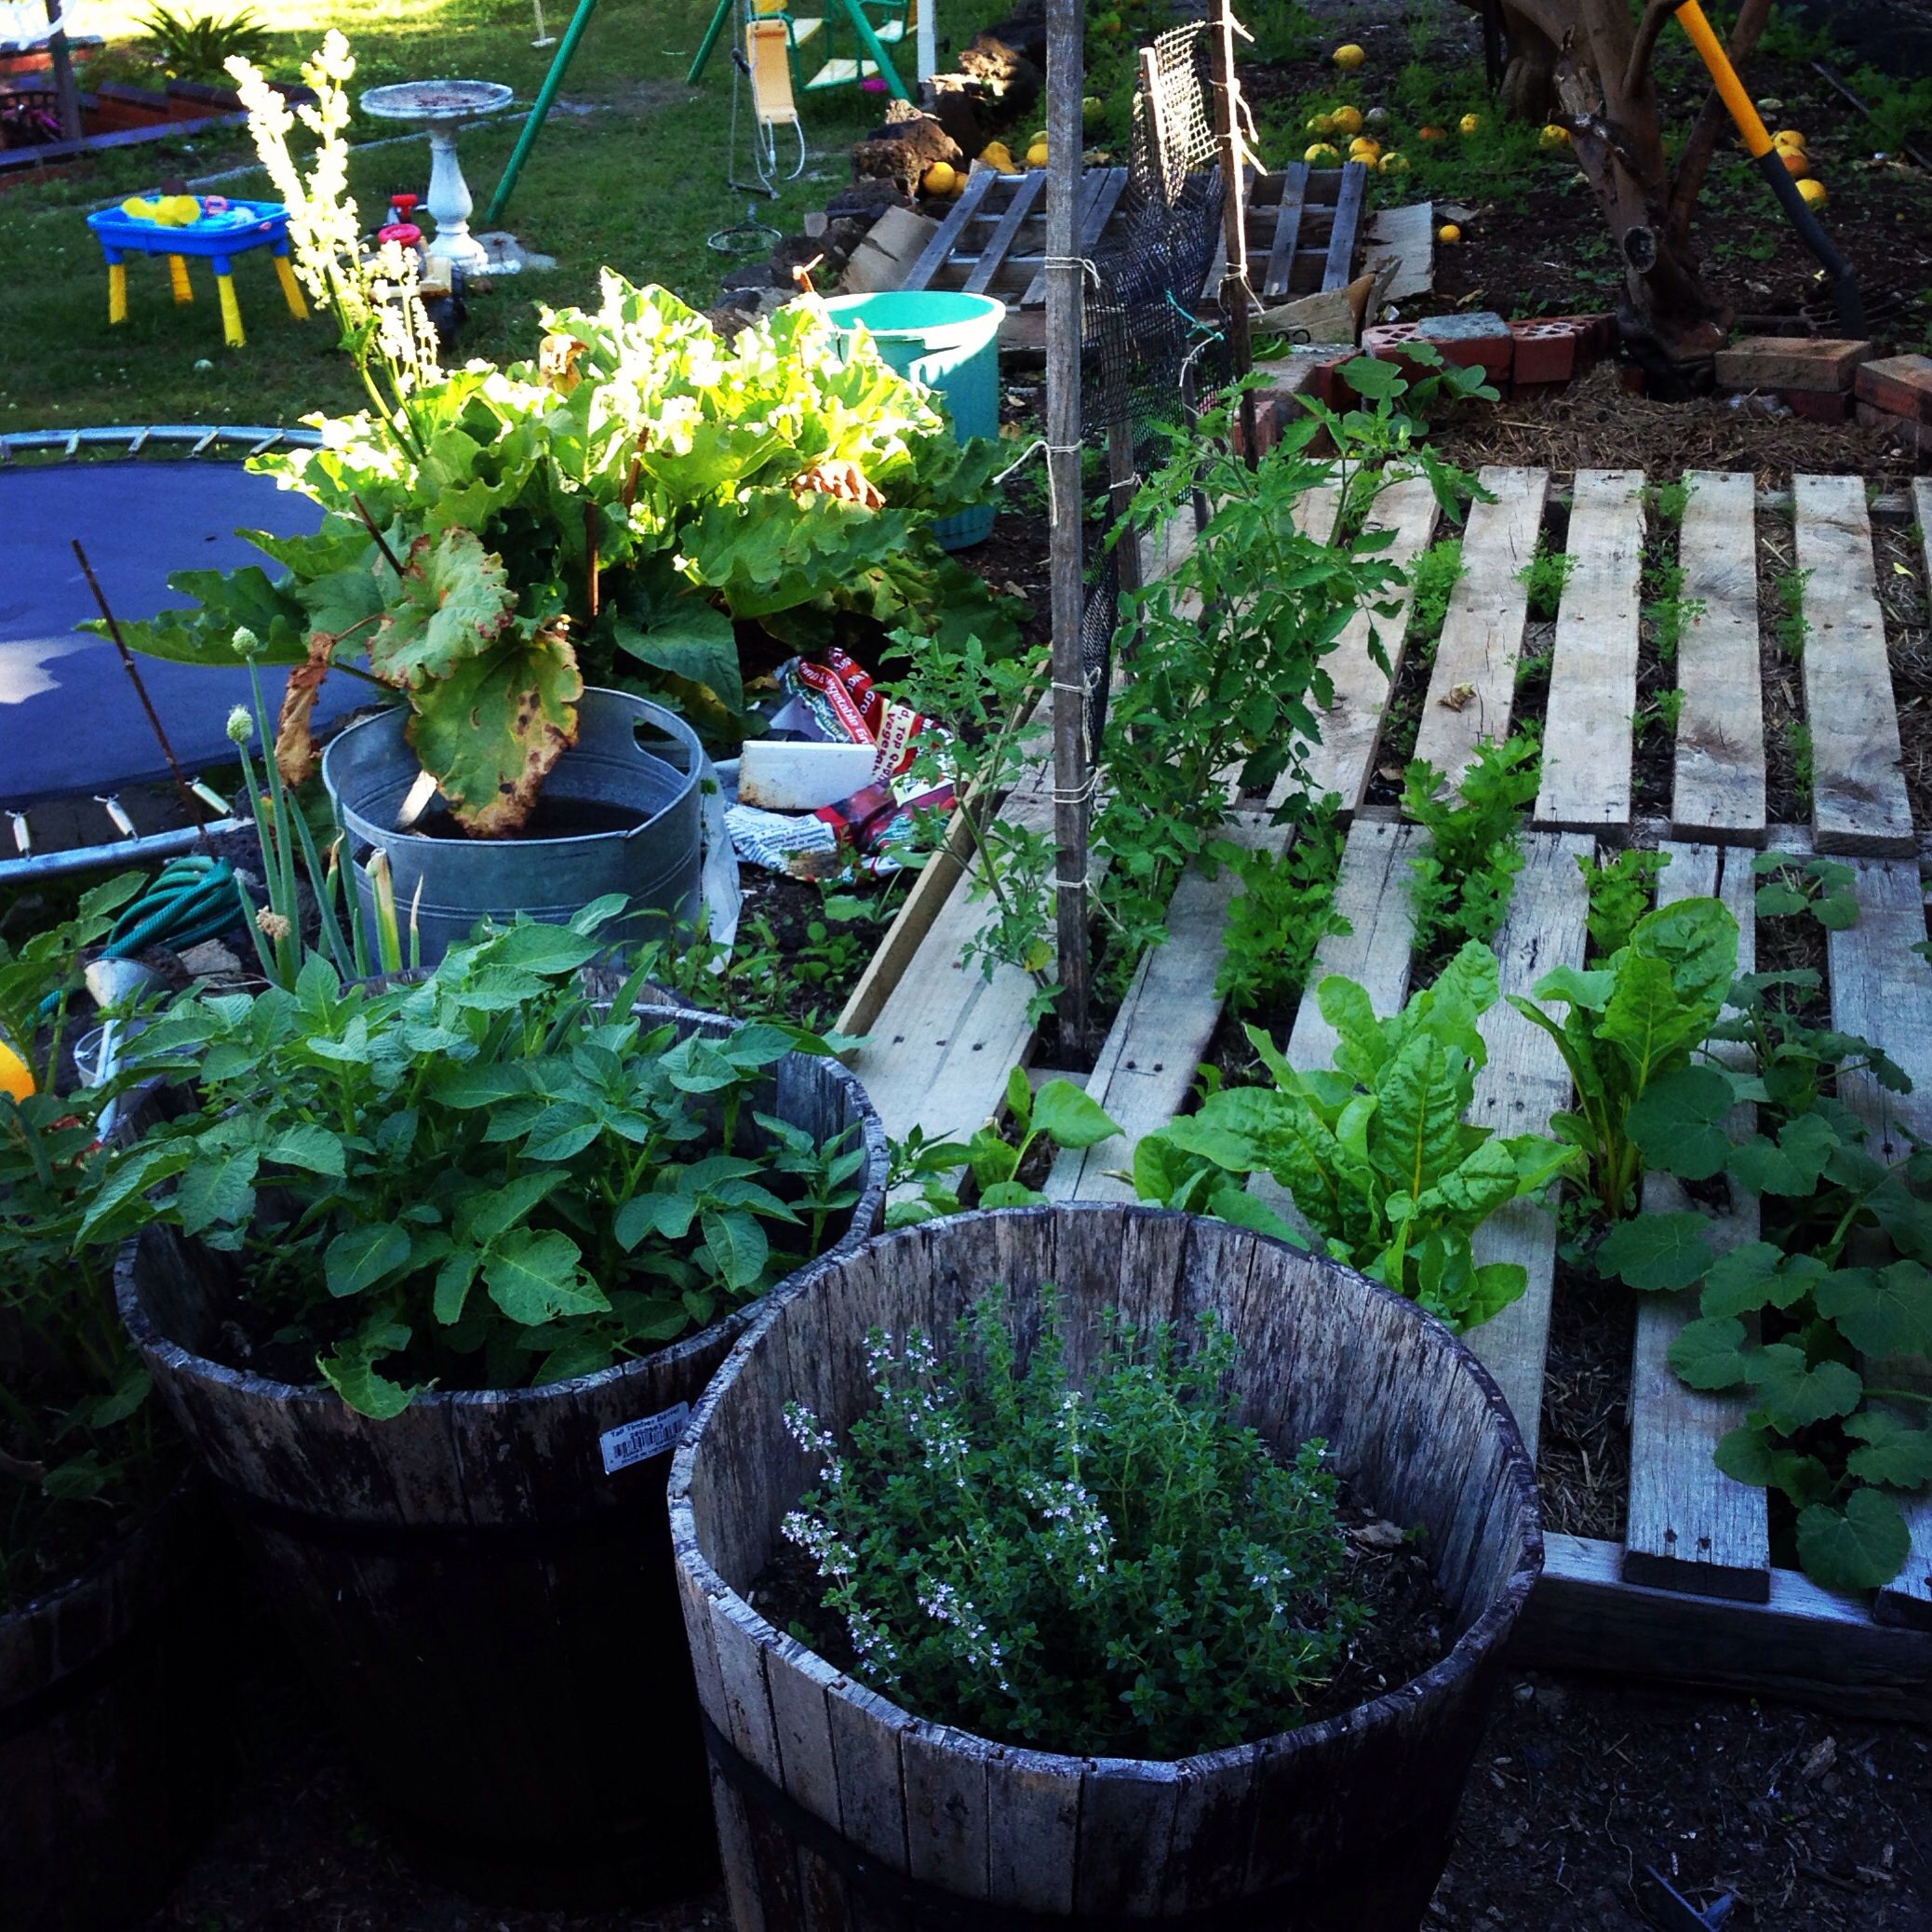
[600,1402,691,1474]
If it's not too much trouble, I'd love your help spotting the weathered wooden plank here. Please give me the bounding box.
[1292,474,1442,815]
[1199,164,1256,302]
[1828,855,1932,1630]
[1518,1533,1932,1725]
[1412,467,1550,791]
[844,792,1056,1154]
[1671,471,1766,843]
[1021,166,1125,307]
[1463,832,1593,1460]
[1321,159,1369,291]
[1794,473,1914,855]
[901,163,1001,291]
[1534,469,1645,831]
[961,167,1046,296]
[1045,821,1273,1205]
[1261,161,1310,300]
[1625,843,1770,1602]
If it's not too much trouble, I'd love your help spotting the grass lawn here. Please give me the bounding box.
[0,0,881,430]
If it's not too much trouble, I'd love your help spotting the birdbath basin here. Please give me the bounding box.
[359,80,513,276]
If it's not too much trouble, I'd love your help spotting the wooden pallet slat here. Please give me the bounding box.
[901,164,1003,291]
[1623,843,1771,1602]
[1827,854,1932,1630]
[1794,474,1914,856]
[961,168,1047,296]
[1534,469,1645,831]
[1412,466,1550,791]
[1260,162,1310,300]
[1290,474,1441,816]
[1463,831,1593,1460]
[1321,160,1370,291]
[1021,167,1127,308]
[1671,471,1766,843]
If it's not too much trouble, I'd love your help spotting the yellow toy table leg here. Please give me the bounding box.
[168,254,193,303]
[272,253,307,319]
[215,272,245,347]
[107,262,127,325]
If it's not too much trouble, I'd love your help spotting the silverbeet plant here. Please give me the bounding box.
[780,1290,1363,1757]
[84,901,864,1417]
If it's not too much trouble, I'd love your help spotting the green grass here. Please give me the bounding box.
[0,0,877,429]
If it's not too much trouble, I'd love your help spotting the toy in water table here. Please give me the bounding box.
[84,192,307,348]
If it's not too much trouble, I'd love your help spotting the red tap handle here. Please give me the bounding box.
[390,193,419,217]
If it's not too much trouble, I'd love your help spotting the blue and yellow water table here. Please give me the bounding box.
[85,195,306,348]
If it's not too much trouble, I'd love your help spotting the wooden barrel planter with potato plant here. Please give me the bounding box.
[114,981,887,1897]
[670,1204,1543,1930]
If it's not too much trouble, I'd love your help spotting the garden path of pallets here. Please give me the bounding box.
[838,468,1932,1720]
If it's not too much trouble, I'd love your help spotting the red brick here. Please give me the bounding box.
[1509,320,1579,386]
[1783,386,1853,423]
[1857,399,1932,457]
[1855,354,1932,424]
[1715,335,1875,394]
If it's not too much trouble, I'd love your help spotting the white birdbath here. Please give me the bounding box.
[359,80,514,276]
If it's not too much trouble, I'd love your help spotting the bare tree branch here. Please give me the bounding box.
[1667,0,1775,234]
[1622,0,1681,102]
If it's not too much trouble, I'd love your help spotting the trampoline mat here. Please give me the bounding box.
[0,460,363,807]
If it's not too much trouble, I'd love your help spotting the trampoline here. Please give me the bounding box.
[0,426,366,818]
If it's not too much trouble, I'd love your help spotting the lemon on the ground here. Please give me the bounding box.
[921,160,957,196]
[1331,104,1363,136]
[979,140,1019,175]
[1378,150,1409,175]
[1305,141,1342,165]
[1334,42,1365,69]
[1798,175,1827,208]
[1082,95,1103,129]
[0,1036,32,1103]
[1778,145,1810,178]
[1348,137,1382,161]
[1773,127,1807,151]
[1539,123,1570,152]
[1459,112,1482,135]
[1308,111,1335,134]
[1437,221,1462,244]
[1026,141,1048,167]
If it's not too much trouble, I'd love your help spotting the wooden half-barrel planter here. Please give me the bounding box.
[669,1203,1544,1930]
[0,1483,233,1932]
[117,1009,887,1894]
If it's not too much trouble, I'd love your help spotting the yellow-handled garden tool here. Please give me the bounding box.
[1671,0,1864,332]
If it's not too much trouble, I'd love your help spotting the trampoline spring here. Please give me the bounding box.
[8,812,29,857]
[63,431,81,460]
[246,433,281,458]
[95,795,137,840]
[128,427,151,456]
[189,778,232,815]
[190,428,220,458]
[0,438,11,464]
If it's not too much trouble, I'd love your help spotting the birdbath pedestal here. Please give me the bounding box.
[358,80,514,275]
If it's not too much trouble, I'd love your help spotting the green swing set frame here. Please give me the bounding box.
[688,0,911,100]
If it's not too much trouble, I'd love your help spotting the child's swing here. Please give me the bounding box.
[729,0,808,196]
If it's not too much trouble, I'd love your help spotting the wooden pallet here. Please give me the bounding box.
[898,163,1369,320]
[834,463,1932,1710]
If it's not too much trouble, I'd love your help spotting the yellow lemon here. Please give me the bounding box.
[1773,127,1807,151]
[1539,123,1570,152]
[1437,221,1462,244]
[1378,150,1409,175]
[1304,141,1342,165]
[1778,145,1810,178]
[1330,104,1363,137]
[1333,42,1365,70]
[1026,141,1049,168]
[0,1036,32,1104]
[1797,175,1827,208]
[921,160,957,196]
[1308,111,1335,135]
[1459,112,1482,135]
[1348,137,1382,162]
[979,140,1019,175]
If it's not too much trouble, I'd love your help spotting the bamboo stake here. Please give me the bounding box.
[1208,0,1257,463]
[1044,0,1091,1057]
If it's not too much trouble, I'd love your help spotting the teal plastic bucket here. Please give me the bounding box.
[819,289,1004,550]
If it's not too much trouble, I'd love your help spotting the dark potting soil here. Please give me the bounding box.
[747,1475,1451,1751]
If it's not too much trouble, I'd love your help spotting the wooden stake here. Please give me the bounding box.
[1044,0,1092,1057]
[1208,0,1257,463]
[44,0,82,143]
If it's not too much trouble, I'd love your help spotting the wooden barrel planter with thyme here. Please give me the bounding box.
[1,1484,231,1932]
[116,1000,887,1891]
[669,1204,1543,1930]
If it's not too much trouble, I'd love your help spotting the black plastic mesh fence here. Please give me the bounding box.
[1076,19,1229,746]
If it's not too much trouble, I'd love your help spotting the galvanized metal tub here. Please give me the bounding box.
[321,687,703,964]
